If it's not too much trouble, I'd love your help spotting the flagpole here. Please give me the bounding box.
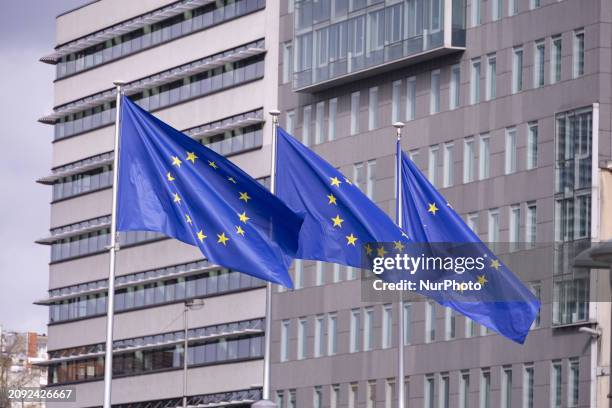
[103,80,125,408]
[393,121,406,408]
[253,109,281,408]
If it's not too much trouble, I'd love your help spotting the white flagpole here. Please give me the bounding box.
[253,109,281,408]
[102,80,126,408]
[393,122,406,408]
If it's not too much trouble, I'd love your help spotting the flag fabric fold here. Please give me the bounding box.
[400,148,540,343]
[275,127,407,268]
[116,96,303,288]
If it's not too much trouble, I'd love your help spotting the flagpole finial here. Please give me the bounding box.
[393,122,404,141]
[113,80,127,87]
[269,109,280,125]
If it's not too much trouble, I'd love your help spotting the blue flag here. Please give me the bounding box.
[116,96,303,288]
[400,149,540,343]
[275,127,406,268]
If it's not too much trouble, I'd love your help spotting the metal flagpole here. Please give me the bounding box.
[393,122,406,408]
[253,110,281,408]
[102,80,125,408]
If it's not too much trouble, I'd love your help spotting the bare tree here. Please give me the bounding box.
[0,332,41,408]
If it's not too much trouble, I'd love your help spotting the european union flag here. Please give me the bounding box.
[400,149,540,343]
[116,96,303,288]
[275,127,406,268]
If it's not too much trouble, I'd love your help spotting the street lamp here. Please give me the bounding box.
[183,298,205,408]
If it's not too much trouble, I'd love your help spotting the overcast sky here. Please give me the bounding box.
[0,0,89,334]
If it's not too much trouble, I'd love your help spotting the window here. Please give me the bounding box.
[277,391,285,408]
[523,364,534,408]
[351,91,360,135]
[471,58,481,104]
[385,379,395,408]
[328,98,337,141]
[464,137,475,183]
[530,0,540,9]
[332,263,341,283]
[425,301,436,342]
[404,377,410,408]
[465,318,476,338]
[403,302,412,345]
[367,160,376,199]
[327,313,337,355]
[471,0,482,26]
[508,0,517,16]
[428,145,440,186]
[349,383,359,408]
[364,306,374,350]
[501,366,512,408]
[314,386,322,408]
[529,281,542,328]
[551,361,562,408]
[303,105,312,146]
[286,110,296,135]
[382,304,392,348]
[315,101,326,144]
[534,40,545,87]
[367,380,376,408]
[488,208,500,243]
[467,212,479,235]
[492,0,502,21]
[460,371,470,408]
[350,309,361,352]
[444,308,456,340]
[406,76,416,120]
[449,64,461,109]
[331,384,340,408]
[480,369,491,408]
[527,122,538,169]
[289,390,296,408]
[573,29,585,77]
[283,42,294,84]
[443,142,454,187]
[281,320,290,362]
[392,80,402,122]
[486,54,496,100]
[368,86,379,130]
[298,317,307,359]
[314,314,325,357]
[513,47,524,93]
[315,261,324,286]
[478,134,490,179]
[440,373,450,408]
[430,70,441,114]
[425,375,435,408]
[568,358,579,407]
[551,35,562,83]
[505,127,517,174]
[510,204,521,251]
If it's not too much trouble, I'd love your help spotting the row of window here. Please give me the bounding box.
[54,51,265,140]
[49,268,265,323]
[47,333,263,385]
[471,0,561,27]
[55,0,265,79]
[52,165,112,201]
[275,358,579,408]
[89,389,260,408]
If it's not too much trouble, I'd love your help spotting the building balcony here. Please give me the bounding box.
[293,0,466,92]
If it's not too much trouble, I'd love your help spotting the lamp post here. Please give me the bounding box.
[183,298,205,408]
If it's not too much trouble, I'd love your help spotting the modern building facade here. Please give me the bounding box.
[37,0,280,406]
[271,0,611,407]
[38,0,612,407]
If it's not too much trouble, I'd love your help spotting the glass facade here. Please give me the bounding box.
[55,0,266,79]
[293,0,465,89]
[52,165,113,201]
[200,123,264,156]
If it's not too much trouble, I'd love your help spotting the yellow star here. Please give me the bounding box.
[167,172,175,182]
[217,232,230,246]
[197,230,207,242]
[346,233,358,246]
[393,241,405,251]
[330,177,342,187]
[238,211,250,223]
[173,193,181,204]
[239,192,251,203]
[428,202,439,215]
[490,259,501,270]
[171,156,182,167]
[364,244,373,256]
[477,275,488,285]
[327,194,337,205]
[235,225,246,236]
[185,214,192,224]
[228,177,237,184]
[186,151,198,164]
[331,214,344,228]
[208,160,218,169]
[377,245,387,257]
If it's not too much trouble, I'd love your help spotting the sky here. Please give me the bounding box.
[0,0,90,334]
